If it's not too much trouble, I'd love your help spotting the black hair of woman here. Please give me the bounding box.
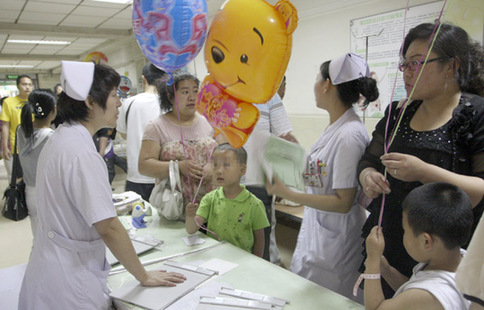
[21,89,57,138]
[157,72,199,112]
[320,61,379,108]
[403,22,484,96]
[58,63,120,124]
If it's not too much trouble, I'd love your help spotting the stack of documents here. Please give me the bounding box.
[245,131,306,191]
[196,287,289,310]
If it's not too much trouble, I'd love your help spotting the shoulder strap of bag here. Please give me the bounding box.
[10,125,21,187]
[168,160,182,191]
[125,99,135,129]
[173,160,182,190]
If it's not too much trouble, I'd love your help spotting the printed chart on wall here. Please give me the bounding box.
[350,0,483,119]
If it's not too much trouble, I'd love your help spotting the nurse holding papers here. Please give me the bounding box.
[266,53,379,301]
[18,61,185,310]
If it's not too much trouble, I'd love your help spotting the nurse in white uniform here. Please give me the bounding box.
[19,61,186,310]
[266,53,379,301]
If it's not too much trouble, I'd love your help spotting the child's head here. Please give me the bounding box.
[402,182,473,256]
[211,143,247,188]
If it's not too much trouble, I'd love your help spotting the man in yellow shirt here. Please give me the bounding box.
[0,75,33,177]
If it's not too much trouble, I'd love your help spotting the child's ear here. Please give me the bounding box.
[240,163,247,176]
[422,232,433,250]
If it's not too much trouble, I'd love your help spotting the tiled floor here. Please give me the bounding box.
[0,163,299,270]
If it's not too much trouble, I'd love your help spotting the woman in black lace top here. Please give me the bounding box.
[357,22,484,297]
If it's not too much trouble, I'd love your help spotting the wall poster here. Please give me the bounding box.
[350,1,445,118]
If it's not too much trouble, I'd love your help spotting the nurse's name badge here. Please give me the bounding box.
[302,173,323,187]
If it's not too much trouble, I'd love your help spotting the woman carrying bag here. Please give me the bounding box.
[17,89,56,238]
[139,73,217,218]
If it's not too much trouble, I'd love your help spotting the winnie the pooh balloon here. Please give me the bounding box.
[197,0,298,148]
[205,0,297,103]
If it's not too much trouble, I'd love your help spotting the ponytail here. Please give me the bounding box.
[21,89,57,138]
[20,103,35,138]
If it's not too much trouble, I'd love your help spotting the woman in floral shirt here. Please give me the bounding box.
[139,73,217,209]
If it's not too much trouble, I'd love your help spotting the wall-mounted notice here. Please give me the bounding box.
[350,1,444,118]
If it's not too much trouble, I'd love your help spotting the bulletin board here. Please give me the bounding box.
[350,1,446,118]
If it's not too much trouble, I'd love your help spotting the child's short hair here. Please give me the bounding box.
[214,143,247,165]
[402,182,473,250]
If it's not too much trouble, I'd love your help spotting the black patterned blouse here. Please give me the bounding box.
[357,93,484,283]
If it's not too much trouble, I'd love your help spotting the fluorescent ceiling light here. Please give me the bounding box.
[7,39,71,45]
[90,0,132,4]
[0,65,34,68]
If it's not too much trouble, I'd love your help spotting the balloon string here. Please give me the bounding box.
[191,144,216,204]
[173,80,194,203]
[195,214,221,242]
[378,0,447,229]
[190,145,219,241]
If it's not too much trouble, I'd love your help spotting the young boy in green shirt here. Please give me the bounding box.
[185,143,269,257]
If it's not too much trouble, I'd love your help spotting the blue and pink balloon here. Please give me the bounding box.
[132,0,208,73]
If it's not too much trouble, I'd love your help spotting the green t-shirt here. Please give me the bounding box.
[196,185,269,253]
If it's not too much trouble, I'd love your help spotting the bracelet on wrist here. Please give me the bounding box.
[353,273,381,296]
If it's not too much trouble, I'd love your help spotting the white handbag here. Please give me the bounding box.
[149,160,184,220]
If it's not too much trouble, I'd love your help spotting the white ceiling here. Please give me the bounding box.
[0,0,368,74]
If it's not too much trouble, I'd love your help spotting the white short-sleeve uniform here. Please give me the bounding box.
[290,108,369,301]
[19,122,116,310]
[396,259,470,310]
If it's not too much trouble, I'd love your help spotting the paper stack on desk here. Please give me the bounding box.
[196,287,288,310]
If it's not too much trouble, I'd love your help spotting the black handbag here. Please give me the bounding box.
[2,126,28,221]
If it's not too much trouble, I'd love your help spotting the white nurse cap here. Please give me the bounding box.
[60,61,95,101]
[329,53,370,85]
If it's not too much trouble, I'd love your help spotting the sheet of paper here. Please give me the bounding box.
[264,135,306,191]
[183,235,206,246]
[199,258,238,276]
[106,238,158,266]
[110,264,215,310]
[244,131,306,191]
